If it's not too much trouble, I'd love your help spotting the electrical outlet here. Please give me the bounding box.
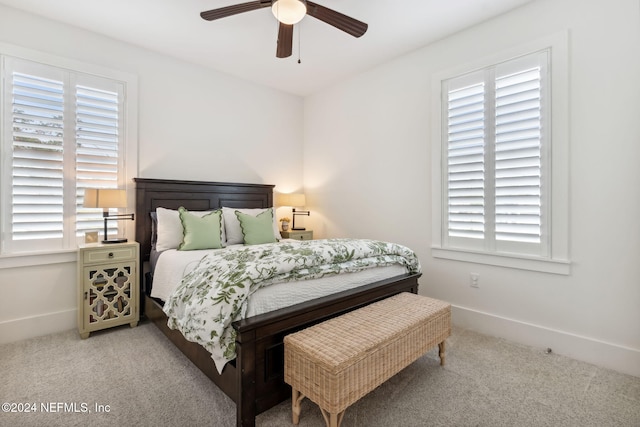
[470,273,479,288]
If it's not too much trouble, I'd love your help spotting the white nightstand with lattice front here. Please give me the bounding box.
[77,242,139,339]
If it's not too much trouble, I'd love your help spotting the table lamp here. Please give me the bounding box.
[83,188,134,243]
[277,193,310,231]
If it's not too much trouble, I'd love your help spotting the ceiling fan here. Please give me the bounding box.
[200,0,368,58]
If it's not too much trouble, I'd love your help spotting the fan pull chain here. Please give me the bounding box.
[297,21,302,64]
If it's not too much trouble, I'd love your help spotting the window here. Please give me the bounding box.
[445,52,548,256]
[431,34,569,274]
[1,54,136,256]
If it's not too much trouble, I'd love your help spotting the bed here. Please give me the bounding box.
[134,178,422,427]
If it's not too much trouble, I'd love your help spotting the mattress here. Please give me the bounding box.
[151,243,408,318]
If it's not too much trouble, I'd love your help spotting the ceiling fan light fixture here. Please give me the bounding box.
[272,0,307,25]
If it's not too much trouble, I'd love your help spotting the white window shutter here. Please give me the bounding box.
[10,70,66,243]
[75,82,122,235]
[446,78,486,240]
[494,66,542,244]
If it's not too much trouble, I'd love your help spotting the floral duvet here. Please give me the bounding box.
[163,238,421,373]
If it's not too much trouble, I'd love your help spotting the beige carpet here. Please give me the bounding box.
[1,320,639,427]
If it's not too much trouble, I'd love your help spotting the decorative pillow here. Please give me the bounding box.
[222,207,281,245]
[178,207,224,251]
[156,207,226,251]
[235,209,277,245]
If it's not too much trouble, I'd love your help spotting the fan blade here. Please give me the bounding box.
[306,1,368,38]
[276,23,294,58]
[200,1,271,21]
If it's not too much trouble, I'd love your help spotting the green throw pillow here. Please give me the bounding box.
[178,207,223,250]
[236,209,277,245]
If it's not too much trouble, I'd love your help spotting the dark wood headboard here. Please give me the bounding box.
[133,178,274,262]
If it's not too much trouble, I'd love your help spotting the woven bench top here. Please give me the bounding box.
[284,292,451,372]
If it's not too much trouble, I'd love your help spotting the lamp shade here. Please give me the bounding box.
[277,193,306,207]
[271,0,307,25]
[83,189,127,209]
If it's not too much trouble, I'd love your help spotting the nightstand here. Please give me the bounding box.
[281,230,313,241]
[77,241,139,339]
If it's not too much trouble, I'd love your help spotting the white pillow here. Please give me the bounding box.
[155,207,226,251]
[222,207,282,245]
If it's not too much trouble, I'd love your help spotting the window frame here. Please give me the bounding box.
[0,43,138,268]
[430,32,570,275]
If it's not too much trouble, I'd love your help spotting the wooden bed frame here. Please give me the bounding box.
[134,178,421,427]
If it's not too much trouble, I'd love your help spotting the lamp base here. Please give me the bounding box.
[292,227,306,231]
[102,238,128,244]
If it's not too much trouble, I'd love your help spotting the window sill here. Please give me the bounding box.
[0,249,77,269]
[431,247,571,275]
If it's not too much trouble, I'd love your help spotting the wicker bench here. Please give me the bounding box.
[284,292,451,427]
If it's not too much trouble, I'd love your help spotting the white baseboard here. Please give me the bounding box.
[2,305,638,378]
[452,305,640,378]
[0,309,76,345]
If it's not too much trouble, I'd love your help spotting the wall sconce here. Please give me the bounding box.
[277,192,310,231]
[83,188,134,244]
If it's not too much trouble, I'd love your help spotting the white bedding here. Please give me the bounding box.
[151,243,408,318]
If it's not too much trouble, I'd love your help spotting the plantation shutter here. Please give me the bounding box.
[75,81,122,235]
[8,63,66,248]
[494,65,542,244]
[446,75,486,241]
[443,51,549,256]
[2,57,125,253]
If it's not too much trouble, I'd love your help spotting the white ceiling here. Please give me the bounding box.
[0,0,535,96]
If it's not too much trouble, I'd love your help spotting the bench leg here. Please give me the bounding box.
[438,341,446,366]
[320,407,345,427]
[292,388,305,425]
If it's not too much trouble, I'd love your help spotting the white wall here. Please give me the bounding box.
[0,5,304,342]
[304,0,640,376]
